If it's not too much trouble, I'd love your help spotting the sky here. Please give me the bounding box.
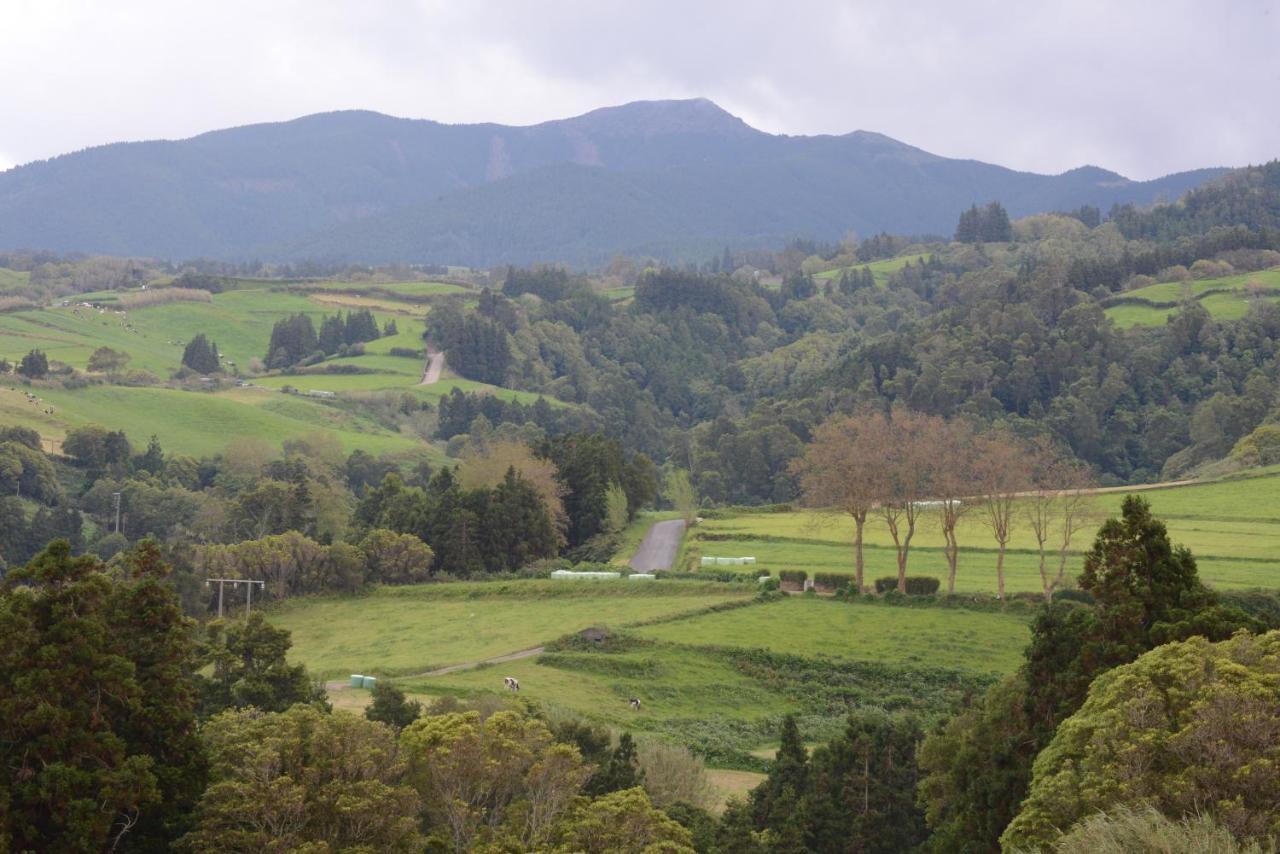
[1,0,1277,180]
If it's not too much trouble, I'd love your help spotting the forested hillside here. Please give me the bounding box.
[0,99,1225,265]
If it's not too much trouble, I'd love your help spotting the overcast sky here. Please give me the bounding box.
[1,0,1277,180]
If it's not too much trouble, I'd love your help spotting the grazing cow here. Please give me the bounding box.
[629,698,641,711]
[504,676,520,693]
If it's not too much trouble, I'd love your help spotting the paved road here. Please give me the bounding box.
[420,347,445,385]
[324,645,545,694]
[629,518,687,572]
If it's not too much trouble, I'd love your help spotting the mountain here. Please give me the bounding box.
[0,99,1230,267]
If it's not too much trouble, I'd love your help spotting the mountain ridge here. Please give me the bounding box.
[0,99,1234,266]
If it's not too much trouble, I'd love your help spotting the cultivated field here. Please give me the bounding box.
[687,471,1280,592]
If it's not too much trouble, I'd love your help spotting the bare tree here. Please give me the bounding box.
[1024,439,1098,601]
[790,411,891,593]
[878,409,941,593]
[972,428,1033,600]
[933,418,977,595]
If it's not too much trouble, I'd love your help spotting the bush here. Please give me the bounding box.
[874,576,940,595]
[813,572,854,592]
[388,347,424,358]
[779,570,808,587]
[1052,589,1096,605]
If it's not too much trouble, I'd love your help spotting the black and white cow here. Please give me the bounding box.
[503,676,520,693]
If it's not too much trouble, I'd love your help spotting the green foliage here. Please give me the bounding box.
[264,312,318,369]
[17,348,48,377]
[956,201,1013,243]
[585,732,644,797]
[778,569,807,585]
[1002,631,1280,850]
[196,612,323,717]
[1036,805,1277,854]
[0,540,204,851]
[366,680,423,729]
[179,705,423,853]
[547,786,695,853]
[181,333,220,374]
[875,575,941,595]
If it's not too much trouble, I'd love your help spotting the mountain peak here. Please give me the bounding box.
[549,98,757,138]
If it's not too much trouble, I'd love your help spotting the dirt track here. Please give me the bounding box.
[420,346,444,384]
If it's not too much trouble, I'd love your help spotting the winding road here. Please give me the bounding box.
[629,518,687,572]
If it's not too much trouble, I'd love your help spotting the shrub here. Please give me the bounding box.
[778,570,808,588]
[813,572,853,592]
[389,347,424,358]
[874,576,941,595]
[1052,589,1095,605]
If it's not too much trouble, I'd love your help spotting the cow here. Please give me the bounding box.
[629,698,641,711]
[503,676,520,693]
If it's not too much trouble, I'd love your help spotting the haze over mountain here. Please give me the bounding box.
[0,98,1227,267]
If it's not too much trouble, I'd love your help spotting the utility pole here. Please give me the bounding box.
[111,491,122,534]
[205,578,266,618]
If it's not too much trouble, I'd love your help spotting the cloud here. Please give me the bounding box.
[0,0,1276,179]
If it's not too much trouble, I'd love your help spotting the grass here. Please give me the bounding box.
[270,580,755,680]
[688,473,1280,593]
[633,597,1029,676]
[0,384,425,457]
[1106,267,1280,328]
[284,580,1022,767]
[812,254,928,284]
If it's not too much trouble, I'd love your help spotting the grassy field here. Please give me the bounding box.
[279,578,1024,768]
[687,472,1280,592]
[813,254,929,284]
[0,280,549,454]
[271,580,755,680]
[1106,267,1280,328]
[634,596,1028,675]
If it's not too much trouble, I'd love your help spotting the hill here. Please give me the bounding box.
[0,100,1227,266]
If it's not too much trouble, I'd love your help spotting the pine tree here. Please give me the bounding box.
[318,313,346,354]
[585,732,644,795]
[17,348,49,378]
[181,333,221,373]
[134,434,165,475]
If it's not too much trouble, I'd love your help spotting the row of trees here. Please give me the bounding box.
[954,200,1013,243]
[792,410,1095,598]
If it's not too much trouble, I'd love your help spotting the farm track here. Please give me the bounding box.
[629,519,687,572]
[324,645,546,694]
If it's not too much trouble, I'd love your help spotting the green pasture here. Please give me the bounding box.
[634,596,1028,676]
[0,384,424,457]
[813,254,928,284]
[271,580,755,680]
[1106,267,1280,328]
[0,287,427,375]
[294,280,470,298]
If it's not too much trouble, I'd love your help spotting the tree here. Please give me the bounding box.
[664,467,698,526]
[366,680,422,729]
[1045,805,1270,854]
[932,418,977,594]
[972,427,1033,599]
[195,612,322,717]
[603,481,630,535]
[547,787,694,853]
[264,313,318,369]
[359,528,434,584]
[0,540,203,851]
[134,433,165,475]
[180,705,423,853]
[635,741,715,811]
[1002,631,1280,850]
[790,412,891,592]
[749,715,808,829]
[586,731,644,796]
[181,333,221,374]
[87,345,130,373]
[878,409,939,592]
[1024,440,1096,600]
[317,312,346,354]
[17,348,48,378]
[401,709,589,851]
[457,437,568,541]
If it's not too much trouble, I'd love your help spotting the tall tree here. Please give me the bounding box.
[973,428,1033,600]
[791,412,890,593]
[181,333,221,374]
